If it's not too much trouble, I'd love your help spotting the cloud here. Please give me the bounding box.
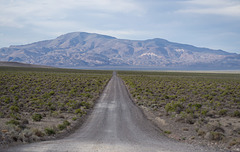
[0,0,145,40]
[0,0,144,28]
[177,0,240,17]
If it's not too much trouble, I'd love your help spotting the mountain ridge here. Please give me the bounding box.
[0,32,239,70]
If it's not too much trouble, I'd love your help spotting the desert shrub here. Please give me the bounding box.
[165,103,173,113]
[10,113,21,120]
[58,120,71,131]
[32,113,42,121]
[51,111,59,117]
[201,109,208,116]
[80,101,92,109]
[219,109,228,116]
[197,129,206,136]
[84,93,93,98]
[44,128,56,135]
[185,107,194,114]
[165,101,184,114]
[72,117,77,121]
[164,95,170,99]
[63,120,70,126]
[184,114,196,124]
[10,105,19,113]
[210,132,225,141]
[0,112,4,118]
[58,124,66,131]
[233,110,240,118]
[49,91,55,96]
[193,103,202,110]
[6,119,20,126]
[1,96,11,103]
[164,130,172,134]
[49,105,57,111]
[74,108,86,115]
[33,129,45,137]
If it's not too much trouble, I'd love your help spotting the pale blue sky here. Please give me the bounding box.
[0,0,240,53]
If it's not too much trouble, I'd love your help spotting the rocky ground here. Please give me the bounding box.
[0,107,93,148]
[141,106,240,152]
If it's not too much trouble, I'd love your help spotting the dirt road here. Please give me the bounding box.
[4,72,219,152]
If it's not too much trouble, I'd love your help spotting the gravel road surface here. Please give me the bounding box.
[3,72,219,152]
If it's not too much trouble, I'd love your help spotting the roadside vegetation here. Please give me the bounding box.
[119,71,240,151]
[0,67,111,146]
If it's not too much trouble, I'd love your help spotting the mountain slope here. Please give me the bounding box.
[0,32,239,69]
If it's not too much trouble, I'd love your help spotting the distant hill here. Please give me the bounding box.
[0,32,239,70]
[0,61,53,68]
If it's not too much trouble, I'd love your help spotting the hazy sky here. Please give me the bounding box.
[0,0,240,53]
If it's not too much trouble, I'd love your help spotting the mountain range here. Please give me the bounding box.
[0,32,239,70]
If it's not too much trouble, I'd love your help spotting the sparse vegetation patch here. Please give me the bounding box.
[119,71,240,151]
[0,67,111,147]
